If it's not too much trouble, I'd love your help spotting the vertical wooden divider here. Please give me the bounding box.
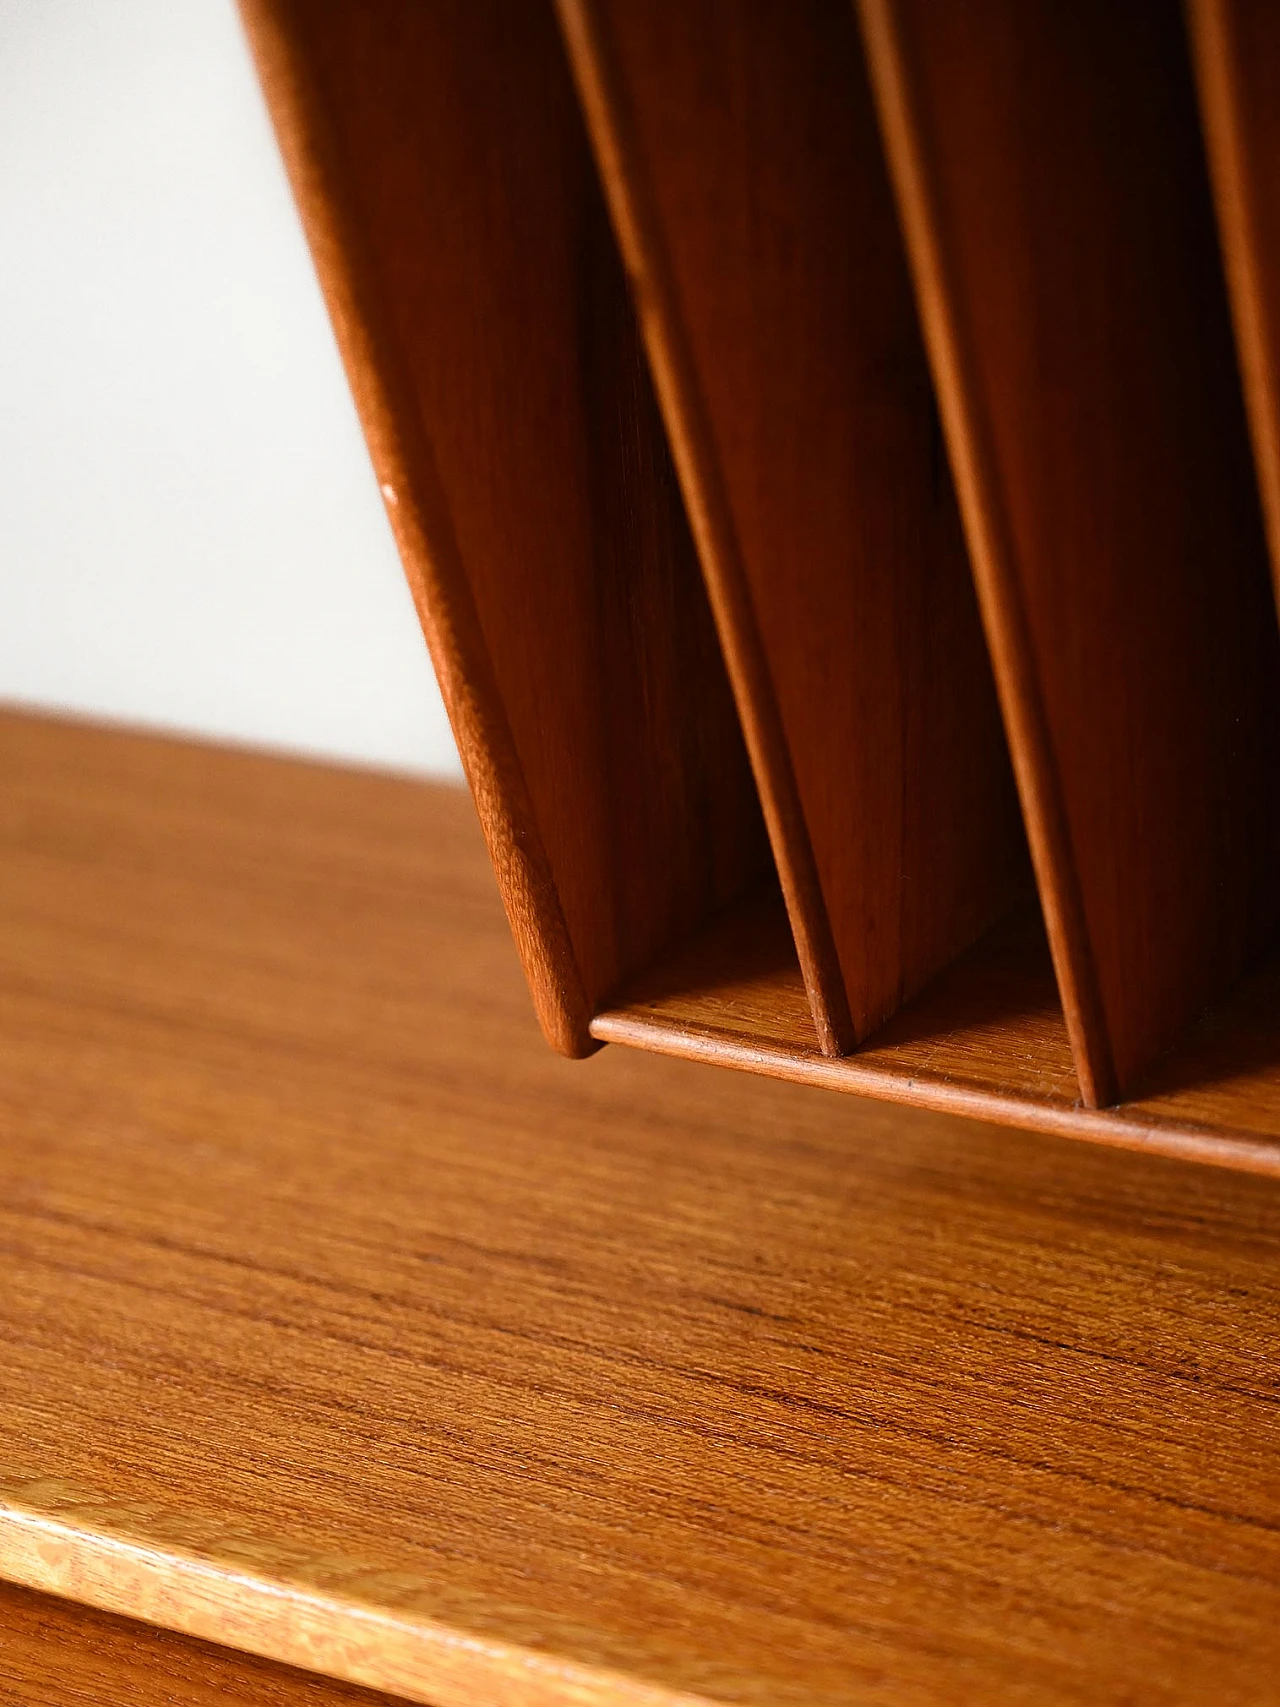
[239,0,773,1058]
[859,0,1280,1104]
[1187,0,1280,611]
[556,0,1029,1054]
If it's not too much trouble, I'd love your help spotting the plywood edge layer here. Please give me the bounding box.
[589,1010,1280,1179]
[0,1492,713,1707]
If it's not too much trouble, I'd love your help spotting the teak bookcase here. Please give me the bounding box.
[242,0,1280,1175]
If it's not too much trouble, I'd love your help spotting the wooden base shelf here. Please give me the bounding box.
[595,890,1280,1177]
[3,709,1280,1705]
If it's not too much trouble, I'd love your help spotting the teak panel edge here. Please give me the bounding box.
[237,0,592,1056]
[554,0,853,1055]
[242,0,772,1061]
[854,0,1116,1105]
[590,1006,1280,1179]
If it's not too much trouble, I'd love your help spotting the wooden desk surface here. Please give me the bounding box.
[1,708,1278,1706]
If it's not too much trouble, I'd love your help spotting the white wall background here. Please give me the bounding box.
[0,0,462,778]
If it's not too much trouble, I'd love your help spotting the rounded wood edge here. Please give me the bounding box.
[0,1497,711,1707]
[589,1009,1280,1179]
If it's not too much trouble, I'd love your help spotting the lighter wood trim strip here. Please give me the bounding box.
[590,1007,1280,1177]
[0,1491,713,1707]
[237,0,595,1057]
[555,0,855,1056]
[855,0,1117,1107]
[1186,0,1280,612]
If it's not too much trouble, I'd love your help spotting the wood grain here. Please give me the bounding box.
[1187,0,1280,609]
[595,888,1082,1112]
[858,0,1280,1105]
[240,0,770,1059]
[0,1582,407,1706]
[3,708,1280,1706]
[556,0,1027,1053]
[593,886,1280,1174]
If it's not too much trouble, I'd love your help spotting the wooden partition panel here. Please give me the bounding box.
[1188,0,1280,610]
[557,0,1029,1053]
[859,0,1280,1104]
[240,0,772,1058]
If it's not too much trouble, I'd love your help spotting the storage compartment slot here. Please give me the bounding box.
[593,889,1280,1174]
[859,0,1280,1104]
[557,0,1030,1056]
[241,0,774,1057]
[594,893,1082,1120]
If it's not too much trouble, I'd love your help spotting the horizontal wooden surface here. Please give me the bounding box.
[0,1581,407,1706]
[3,709,1280,1705]
[595,888,1280,1175]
